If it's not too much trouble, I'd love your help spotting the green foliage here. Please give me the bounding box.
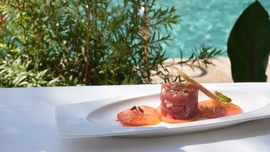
[0,0,221,87]
[159,44,222,83]
[0,54,60,87]
[227,0,270,82]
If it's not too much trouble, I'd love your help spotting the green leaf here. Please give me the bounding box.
[227,1,270,82]
[214,91,232,103]
[13,75,27,87]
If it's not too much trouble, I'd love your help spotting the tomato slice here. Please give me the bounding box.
[198,99,242,118]
[117,105,161,126]
[157,107,201,123]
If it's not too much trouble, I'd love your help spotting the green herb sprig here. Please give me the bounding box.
[214,91,232,103]
[212,91,232,113]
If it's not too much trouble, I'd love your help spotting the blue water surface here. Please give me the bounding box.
[155,0,270,58]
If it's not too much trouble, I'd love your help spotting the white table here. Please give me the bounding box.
[1,83,270,152]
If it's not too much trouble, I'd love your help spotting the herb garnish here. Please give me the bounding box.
[130,106,144,114]
[212,91,232,113]
[214,91,232,103]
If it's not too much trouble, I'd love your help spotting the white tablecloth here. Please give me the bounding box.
[1,83,270,152]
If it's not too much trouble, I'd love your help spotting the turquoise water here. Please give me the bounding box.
[155,0,270,58]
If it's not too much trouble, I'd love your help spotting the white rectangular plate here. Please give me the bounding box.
[55,84,270,138]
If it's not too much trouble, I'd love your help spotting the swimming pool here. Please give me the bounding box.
[155,0,270,58]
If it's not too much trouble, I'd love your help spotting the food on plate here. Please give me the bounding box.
[177,70,241,118]
[160,82,199,120]
[117,105,161,126]
[214,90,232,103]
[199,99,242,118]
[116,70,242,126]
[157,106,201,123]
[177,70,220,101]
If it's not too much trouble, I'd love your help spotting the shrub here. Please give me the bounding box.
[0,0,221,87]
